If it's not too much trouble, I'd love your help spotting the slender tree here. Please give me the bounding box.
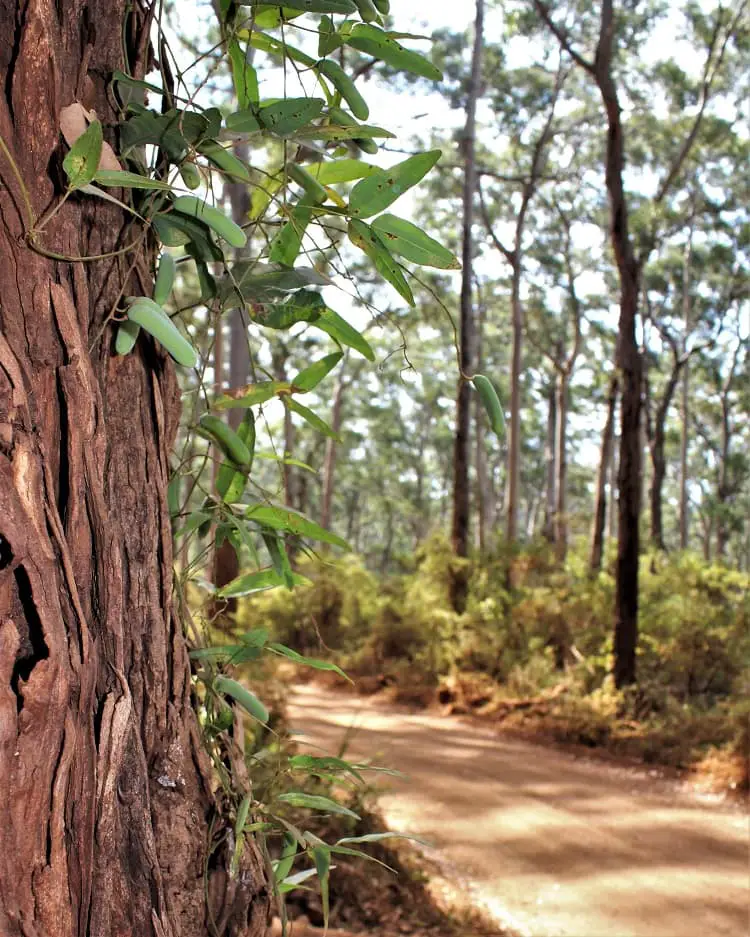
[450,0,484,608]
[534,0,746,684]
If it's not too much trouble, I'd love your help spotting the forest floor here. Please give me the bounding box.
[283,682,749,937]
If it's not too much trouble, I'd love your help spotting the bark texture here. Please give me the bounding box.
[0,3,267,935]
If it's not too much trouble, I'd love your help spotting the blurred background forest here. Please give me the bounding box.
[170,0,749,788]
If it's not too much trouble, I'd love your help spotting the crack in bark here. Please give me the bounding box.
[9,564,49,711]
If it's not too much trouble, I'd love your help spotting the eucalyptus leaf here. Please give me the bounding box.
[371,213,461,269]
[349,149,442,219]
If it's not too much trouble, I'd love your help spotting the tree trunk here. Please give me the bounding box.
[213,147,252,601]
[678,360,690,550]
[649,369,682,551]
[678,225,693,550]
[0,3,268,935]
[553,371,569,562]
[591,2,642,688]
[505,263,523,544]
[543,381,556,541]
[590,376,618,573]
[608,424,618,542]
[320,367,347,532]
[474,298,492,551]
[450,0,483,609]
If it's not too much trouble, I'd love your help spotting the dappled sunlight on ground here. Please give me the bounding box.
[289,684,750,937]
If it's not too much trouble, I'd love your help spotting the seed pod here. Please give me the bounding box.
[285,161,328,204]
[317,59,369,120]
[126,297,197,368]
[199,413,253,466]
[328,106,378,155]
[179,161,201,189]
[115,319,140,356]
[153,252,176,306]
[472,374,505,438]
[172,195,247,248]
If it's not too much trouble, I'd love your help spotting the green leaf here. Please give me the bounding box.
[112,70,165,104]
[371,213,460,269]
[285,397,341,440]
[63,119,103,189]
[276,792,360,819]
[213,675,269,723]
[273,833,298,886]
[336,831,426,846]
[225,109,262,134]
[269,202,314,266]
[289,754,364,782]
[318,14,342,56]
[311,846,331,930]
[278,867,318,892]
[262,530,296,589]
[153,212,224,262]
[349,149,442,218]
[215,380,291,409]
[217,567,308,598]
[219,262,329,306]
[173,510,212,540]
[293,123,393,142]
[242,0,356,11]
[249,31,316,68]
[268,643,351,681]
[309,158,378,184]
[216,411,256,503]
[346,24,442,80]
[93,169,172,190]
[292,352,343,391]
[348,219,414,306]
[258,98,325,136]
[120,108,221,160]
[246,503,349,548]
[189,645,254,663]
[228,40,259,107]
[255,289,325,330]
[314,307,375,360]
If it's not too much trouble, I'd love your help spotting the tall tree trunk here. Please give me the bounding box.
[678,224,693,550]
[320,366,348,532]
[553,371,569,562]
[608,424,619,543]
[678,360,690,549]
[474,298,492,551]
[589,0,642,687]
[213,147,251,601]
[0,3,267,934]
[450,0,483,609]
[543,381,557,541]
[590,376,618,573]
[506,263,523,544]
[649,369,682,551]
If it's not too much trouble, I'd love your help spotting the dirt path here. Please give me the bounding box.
[288,684,749,937]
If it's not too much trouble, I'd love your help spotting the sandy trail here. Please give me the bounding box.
[287,684,749,937]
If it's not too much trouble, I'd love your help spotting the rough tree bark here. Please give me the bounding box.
[450,0,483,611]
[0,4,268,935]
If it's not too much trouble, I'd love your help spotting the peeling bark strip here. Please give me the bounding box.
[0,2,267,935]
